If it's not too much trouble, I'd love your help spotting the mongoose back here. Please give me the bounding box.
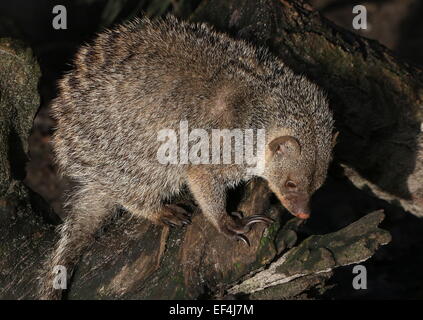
[40,15,335,299]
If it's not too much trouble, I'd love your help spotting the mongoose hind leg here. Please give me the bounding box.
[123,201,192,227]
[159,203,192,227]
[186,168,273,245]
[39,183,115,300]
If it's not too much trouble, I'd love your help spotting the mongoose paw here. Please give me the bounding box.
[220,212,274,246]
[160,204,192,227]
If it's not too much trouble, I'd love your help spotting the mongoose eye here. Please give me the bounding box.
[285,180,297,189]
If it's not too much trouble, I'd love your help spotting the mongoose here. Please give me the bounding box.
[39,15,335,299]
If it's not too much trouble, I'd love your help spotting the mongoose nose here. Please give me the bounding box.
[295,212,310,220]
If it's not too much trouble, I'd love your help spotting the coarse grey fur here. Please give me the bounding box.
[39,15,334,299]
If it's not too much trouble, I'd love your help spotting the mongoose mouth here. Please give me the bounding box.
[294,212,310,220]
[278,192,311,220]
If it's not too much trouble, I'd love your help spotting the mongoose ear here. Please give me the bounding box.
[269,136,301,156]
[332,131,339,147]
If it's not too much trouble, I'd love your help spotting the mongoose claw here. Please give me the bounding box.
[243,215,274,226]
[220,212,273,246]
[229,212,273,232]
[236,234,251,246]
[231,211,244,219]
[221,226,251,246]
[160,204,192,227]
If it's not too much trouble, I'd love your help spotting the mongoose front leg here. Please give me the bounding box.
[186,168,272,245]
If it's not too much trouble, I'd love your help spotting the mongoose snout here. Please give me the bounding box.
[279,192,311,220]
[39,15,335,299]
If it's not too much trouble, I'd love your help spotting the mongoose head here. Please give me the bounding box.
[263,131,335,220]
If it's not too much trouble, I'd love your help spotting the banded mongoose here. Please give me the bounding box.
[39,15,335,299]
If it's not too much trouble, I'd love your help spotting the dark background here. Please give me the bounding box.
[1,0,422,299]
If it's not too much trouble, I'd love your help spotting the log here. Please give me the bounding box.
[0,38,40,194]
[0,38,54,299]
[227,210,390,297]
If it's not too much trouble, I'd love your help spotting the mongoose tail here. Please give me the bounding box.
[38,184,115,299]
